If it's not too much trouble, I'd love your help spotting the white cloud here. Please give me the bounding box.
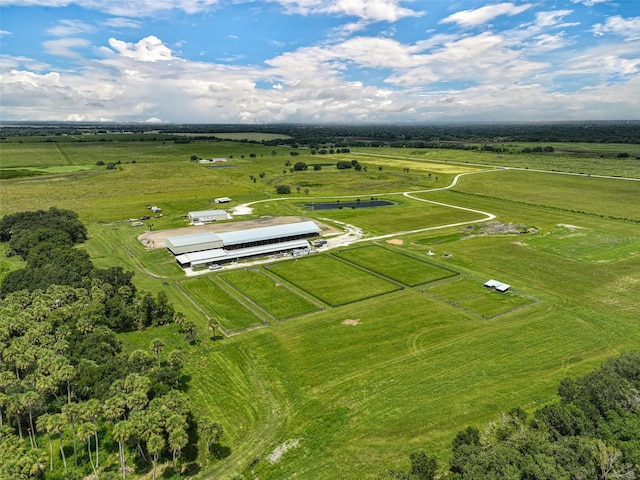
[101,17,143,29]
[42,38,91,57]
[535,10,576,28]
[0,0,223,16]
[572,0,609,6]
[0,29,12,36]
[593,15,640,41]
[47,19,94,36]
[441,2,532,27]
[105,36,176,61]
[268,0,423,22]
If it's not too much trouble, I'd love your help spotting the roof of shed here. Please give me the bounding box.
[166,231,222,247]
[188,209,227,217]
[218,221,320,246]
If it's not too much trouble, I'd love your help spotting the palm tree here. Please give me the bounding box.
[62,402,81,466]
[147,433,165,480]
[103,394,127,424]
[49,413,68,471]
[207,318,220,340]
[81,399,102,467]
[78,421,99,478]
[113,420,132,479]
[22,390,40,449]
[36,413,54,471]
[149,338,165,368]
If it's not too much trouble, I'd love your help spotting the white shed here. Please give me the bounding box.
[188,209,228,224]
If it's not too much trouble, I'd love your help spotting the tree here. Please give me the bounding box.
[36,413,54,471]
[293,161,307,171]
[149,338,165,368]
[275,184,291,194]
[182,321,198,343]
[113,420,132,479]
[313,164,322,171]
[148,432,165,480]
[77,422,98,478]
[62,402,81,466]
[49,413,68,471]
[207,318,220,341]
[200,417,224,454]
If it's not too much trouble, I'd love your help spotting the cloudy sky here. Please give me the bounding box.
[1,0,639,123]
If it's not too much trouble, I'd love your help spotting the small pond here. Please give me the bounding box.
[303,199,394,210]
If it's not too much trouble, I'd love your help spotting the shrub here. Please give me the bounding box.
[275,185,291,194]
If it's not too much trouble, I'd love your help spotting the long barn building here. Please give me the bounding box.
[165,220,321,268]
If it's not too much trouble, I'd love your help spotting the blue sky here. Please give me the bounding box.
[1,0,638,123]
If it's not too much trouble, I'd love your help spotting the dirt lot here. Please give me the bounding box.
[138,216,339,249]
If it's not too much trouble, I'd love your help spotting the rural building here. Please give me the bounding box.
[165,231,224,255]
[199,158,227,163]
[484,279,511,292]
[188,209,228,224]
[214,197,231,204]
[168,220,321,268]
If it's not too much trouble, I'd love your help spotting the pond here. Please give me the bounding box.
[303,199,394,210]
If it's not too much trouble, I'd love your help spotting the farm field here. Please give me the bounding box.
[334,244,458,286]
[266,255,402,306]
[177,277,265,331]
[219,268,322,320]
[2,134,640,479]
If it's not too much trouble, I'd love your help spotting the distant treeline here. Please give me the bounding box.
[1,121,639,146]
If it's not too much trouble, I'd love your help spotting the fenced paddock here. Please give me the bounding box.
[266,254,402,306]
[177,277,265,331]
[220,268,322,320]
[425,277,535,319]
[334,245,458,286]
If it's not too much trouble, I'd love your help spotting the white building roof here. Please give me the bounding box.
[166,231,222,248]
[218,221,320,246]
[484,279,511,292]
[176,239,311,267]
[189,209,227,218]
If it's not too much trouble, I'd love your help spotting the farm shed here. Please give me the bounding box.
[188,209,228,224]
[484,279,511,292]
[218,221,320,249]
[165,231,223,255]
[215,197,231,203]
[175,239,312,268]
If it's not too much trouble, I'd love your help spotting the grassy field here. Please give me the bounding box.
[177,276,266,331]
[334,245,458,286]
[220,268,322,320]
[2,136,640,479]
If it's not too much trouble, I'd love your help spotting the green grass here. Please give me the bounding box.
[266,254,402,306]
[177,276,265,331]
[334,245,458,286]
[4,138,640,479]
[220,268,322,320]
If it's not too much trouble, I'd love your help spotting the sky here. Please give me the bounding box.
[0,0,639,124]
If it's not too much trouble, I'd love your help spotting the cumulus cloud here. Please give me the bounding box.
[0,0,223,16]
[105,36,176,61]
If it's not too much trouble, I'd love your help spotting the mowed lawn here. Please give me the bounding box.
[178,277,265,331]
[334,245,458,286]
[267,254,402,306]
[220,268,322,320]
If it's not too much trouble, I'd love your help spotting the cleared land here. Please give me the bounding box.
[334,244,458,286]
[266,254,402,306]
[2,137,640,479]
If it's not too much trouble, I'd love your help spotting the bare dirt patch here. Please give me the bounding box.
[342,319,361,326]
[386,238,403,245]
[138,216,337,249]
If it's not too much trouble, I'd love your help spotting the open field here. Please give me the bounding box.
[334,244,458,286]
[3,136,640,478]
[177,277,265,331]
[220,268,322,320]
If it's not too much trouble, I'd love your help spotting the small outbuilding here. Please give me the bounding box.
[188,209,228,224]
[484,279,511,292]
[165,231,224,255]
[214,197,231,204]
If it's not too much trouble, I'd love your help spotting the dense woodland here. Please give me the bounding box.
[1,121,639,147]
[0,208,222,479]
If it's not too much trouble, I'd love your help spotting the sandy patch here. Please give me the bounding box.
[386,238,403,245]
[342,319,361,326]
[557,223,584,230]
[267,439,300,464]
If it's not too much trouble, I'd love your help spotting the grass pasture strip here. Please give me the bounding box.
[178,277,265,331]
[266,254,402,306]
[220,268,321,320]
[334,244,458,286]
[425,277,535,319]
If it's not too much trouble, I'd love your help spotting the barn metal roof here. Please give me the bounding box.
[218,221,320,246]
[189,209,227,217]
[484,279,511,292]
[166,231,222,247]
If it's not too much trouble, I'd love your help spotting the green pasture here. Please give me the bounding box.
[177,276,265,331]
[4,137,640,478]
[334,244,458,286]
[426,277,535,319]
[220,268,322,320]
[266,254,402,306]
